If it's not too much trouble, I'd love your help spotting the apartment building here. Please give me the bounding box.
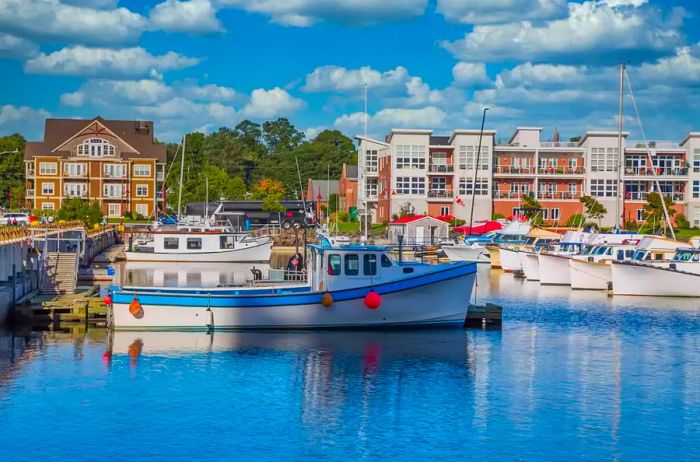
[25,117,166,218]
[357,127,700,227]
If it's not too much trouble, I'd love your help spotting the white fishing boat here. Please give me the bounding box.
[498,227,560,273]
[444,221,529,264]
[568,234,641,290]
[537,231,589,285]
[611,246,699,296]
[443,242,491,263]
[124,227,272,263]
[109,244,477,330]
[521,252,540,281]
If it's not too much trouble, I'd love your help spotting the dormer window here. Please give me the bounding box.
[77,138,116,157]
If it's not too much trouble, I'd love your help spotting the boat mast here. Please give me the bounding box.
[177,134,186,221]
[616,62,624,230]
[205,176,209,227]
[363,82,369,242]
[469,107,489,232]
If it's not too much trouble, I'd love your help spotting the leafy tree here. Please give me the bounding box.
[0,134,26,210]
[520,195,544,224]
[262,118,304,154]
[565,213,586,228]
[254,178,285,212]
[642,192,676,230]
[675,213,691,229]
[580,195,607,223]
[57,198,104,227]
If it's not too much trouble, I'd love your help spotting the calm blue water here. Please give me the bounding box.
[1,267,699,461]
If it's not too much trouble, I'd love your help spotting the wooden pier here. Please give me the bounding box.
[464,303,503,329]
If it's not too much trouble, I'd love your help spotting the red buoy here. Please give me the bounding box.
[364,290,381,309]
[102,295,113,305]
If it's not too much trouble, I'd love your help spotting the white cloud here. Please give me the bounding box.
[303,65,410,93]
[496,62,587,87]
[403,77,445,106]
[0,0,147,45]
[452,62,490,85]
[0,33,39,59]
[441,0,684,62]
[0,104,51,138]
[334,107,447,133]
[217,0,428,26]
[176,82,238,102]
[150,0,223,33]
[437,0,567,24]
[135,97,236,120]
[304,126,326,139]
[242,87,305,118]
[634,43,700,85]
[61,0,118,8]
[24,46,199,78]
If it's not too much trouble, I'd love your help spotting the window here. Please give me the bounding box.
[440,206,450,215]
[187,238,202,250]
[636,209,645,221]
[64,183,86,197]
[551,208,560,221]
[328,254,341,275]
[104,164,126,177]
[591,147,618,172]
[136,185,148,197]
[363,254,377,276]
[590,179,617,197]
[41,182,54,195]
[459,178,488,196]
[164,238,179,249]
[220,235,235,249]
[345,254,359,276]
[542,208,548,220]
[108,203,121,217]
[41,202,54,210]
[458,146,489,170]
[395,177,425,195]
[694,181,700,199]
[381,254,393,267]
[694,149,700,173]
[366,150,378,173]
[395,145,425,169]
[134,164,151,177]
[103,184,123,198]
[64,163,87,177]
[365,178,378,198]
[568,183,577,194]
[135,204,148,217]
[78,138,115,157]
[568,158,577,169]
[39,162,57,175]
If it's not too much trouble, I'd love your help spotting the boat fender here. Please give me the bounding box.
[319,281,324,291]
[322,291,334,308]
[102,295,112,306]
[129,297,144,319]
[364,290,381,310]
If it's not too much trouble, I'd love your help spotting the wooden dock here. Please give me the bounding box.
[465,303,503,329]
[12,286,108,328]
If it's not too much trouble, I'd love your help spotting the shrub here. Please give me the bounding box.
[565,213,586,228]
[338,211,349,222]
[492,213,505,220]
[624,220,639,231]
[675,213,690,229]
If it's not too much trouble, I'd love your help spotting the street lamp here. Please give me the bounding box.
[468,107,490,233]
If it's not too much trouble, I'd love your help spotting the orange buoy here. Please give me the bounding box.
[129,297,144,319]
[364,290,381,310]
[321,291,334,307]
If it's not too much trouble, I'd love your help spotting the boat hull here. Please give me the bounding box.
[611,262,700,297]
[111,264,477,330]
[442,245,490,263]
[521,253,540,281]
[487,246,502,269]
[499,248,522,272]
[538,254,571,285]
[569,258,611,290]
[125,241,272,263]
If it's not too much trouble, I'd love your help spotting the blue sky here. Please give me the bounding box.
[0,0,699,143]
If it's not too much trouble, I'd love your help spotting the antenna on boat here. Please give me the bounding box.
[623,68,676,240]
[205,176,209,228]
[615,62,625,231]
[177,134,186,222]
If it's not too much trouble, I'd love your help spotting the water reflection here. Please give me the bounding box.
[118,262,270,288]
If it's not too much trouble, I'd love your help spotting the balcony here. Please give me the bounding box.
[26,189,34,198]
[64,171,87,178]
[428,164,455,174]
[64,191,87,198]
[494,191,528,199]
[536,167,585,175]
[492,166,535,175]
[625,192,685,202]
[103,173,127,179]
[626,140,680,149]
[539,141,581,148]
[26,169,35,178]
[428,189,454,199]
[624,167,688,177]
[537,192,582,200]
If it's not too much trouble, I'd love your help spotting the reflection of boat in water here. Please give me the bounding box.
[120,262,270,288]
[110,329,472,364]
[110,244,477,330]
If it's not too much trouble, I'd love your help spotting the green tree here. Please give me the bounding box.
[565,213,586,228]
[520,195,544,224]
[675,213,690,229]
[580,195,607,224]
[57,198,104,227]
[642,192,676,229]
[254,178,286,212]
[0,134,26,210]
[262,118,304,154]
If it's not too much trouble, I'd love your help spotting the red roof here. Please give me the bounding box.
[453,221,503,235]
[390,214,429,224]
[435,214,456,223]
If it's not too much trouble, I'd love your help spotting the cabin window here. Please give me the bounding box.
[625,250,635,258]
[220,236,235,249]
[693,253,700,262]
[364,254,377,276]
[345,254,360,276]
[328,254,341,275]
[187,238,203,250]
[381,254,393,267]
[164,238,179,249]
[617,250,624,260]
[654,253,662,261]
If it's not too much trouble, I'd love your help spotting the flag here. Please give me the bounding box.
[317,187,322,201]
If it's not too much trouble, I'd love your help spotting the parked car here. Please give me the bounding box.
[0,212,32,226]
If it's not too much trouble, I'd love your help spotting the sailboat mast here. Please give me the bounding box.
[616,62,625,230]
[363,82,368,242]
[178,134,186,221]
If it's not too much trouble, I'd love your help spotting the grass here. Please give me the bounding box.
[672,228,700,240]
[107,217,151,224]
[332,221,387,235]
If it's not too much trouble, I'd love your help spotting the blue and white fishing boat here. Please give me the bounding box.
[108,244,477,330]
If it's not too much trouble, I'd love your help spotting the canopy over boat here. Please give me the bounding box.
[527,227,561,239]
[453,220,502,235]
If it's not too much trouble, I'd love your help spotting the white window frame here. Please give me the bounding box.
[133,164,151,177]
[39,162,57,175]
[550,208,560,221]
[41,182,55,195]
[636,208,645,221]
[103,184,124,198]
[135,184,149,197]
[108,203,121,218]
[41,202,55,210]
[440,206,450,215]
[459,146,489,170]
[135,203,149,217]
[64,183,87,197]
[459,178,488,196]
[104,164,126,178]
[78,138,116,157]
[365,150,378,173]
[64,163,87,177]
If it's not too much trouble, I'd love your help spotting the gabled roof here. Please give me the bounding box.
[307,179,339,201]
[25,116,167,161]
[389,215,450,225]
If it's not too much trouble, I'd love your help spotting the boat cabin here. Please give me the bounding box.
[134,230,257,254]
[672,249,700,262]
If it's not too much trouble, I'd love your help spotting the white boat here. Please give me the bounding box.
[499,247,523,272]
[125,227,272,263]
[521,252,540,281]
[109,244,477,330]
[537,231,590,285]
[611,246,699,296]
[442,242,490,263]
[498,227,560,273]
[568,235,641,290]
